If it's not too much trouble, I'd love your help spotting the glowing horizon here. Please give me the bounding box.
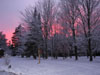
[0,0,38,42]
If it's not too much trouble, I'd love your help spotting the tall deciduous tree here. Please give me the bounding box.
[37,0,57,59]
[60,0,79,60]
[78,0,100,61]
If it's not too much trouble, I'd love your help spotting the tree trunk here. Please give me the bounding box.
[88,38,93,61]
[45,38,48,59]
[72,26,78,60]
[38,49,41,64]
[75,46,78,60]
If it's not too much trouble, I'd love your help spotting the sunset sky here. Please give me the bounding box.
[0,0,38,42]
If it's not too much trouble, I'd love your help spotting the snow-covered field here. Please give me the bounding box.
[0,71,17,75]
[0,56,100,75]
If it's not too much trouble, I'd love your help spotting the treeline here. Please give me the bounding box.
[10,0,100,61]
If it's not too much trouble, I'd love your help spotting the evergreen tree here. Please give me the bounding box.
[0,32,8,53]
[12,24,26,56]
[21,7,43,59]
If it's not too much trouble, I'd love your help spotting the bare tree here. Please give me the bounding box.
[78,0,100,61]
[37,0,57,59]
[60,0,79,60]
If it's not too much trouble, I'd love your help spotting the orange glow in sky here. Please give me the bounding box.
[49,24,63,37]
[4,30,14,43]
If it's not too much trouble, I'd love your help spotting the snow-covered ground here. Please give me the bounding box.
[0,71,17,75]
[0,56,100,75]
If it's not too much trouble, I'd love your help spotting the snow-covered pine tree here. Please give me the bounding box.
[21,7,43,59]
[12,24,26,56]
[0,32,8,52]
